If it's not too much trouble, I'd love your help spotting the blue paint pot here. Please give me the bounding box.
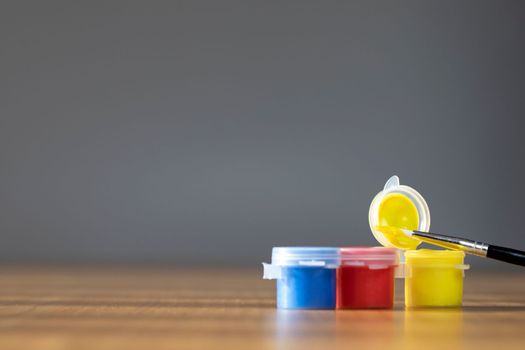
[263,247,339,309]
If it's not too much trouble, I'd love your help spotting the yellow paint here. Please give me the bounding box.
[376,193,420,249]
[404,249,466,307]
[374,225,419,250]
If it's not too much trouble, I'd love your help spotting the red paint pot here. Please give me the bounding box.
[337,247,398,309]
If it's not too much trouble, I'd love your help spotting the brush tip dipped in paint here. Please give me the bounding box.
[373,225,420,250]
[400,228,414,236]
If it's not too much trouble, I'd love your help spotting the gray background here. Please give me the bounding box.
[1,1,524,269]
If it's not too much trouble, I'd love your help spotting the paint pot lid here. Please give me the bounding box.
[368,175,431,250]
[271,247,340,267]
[339,247,399,266]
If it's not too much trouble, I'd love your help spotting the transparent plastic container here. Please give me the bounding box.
[369,175,430,250]
[405,249,469,307]
[263,247,339,309]
[337,247,399,309]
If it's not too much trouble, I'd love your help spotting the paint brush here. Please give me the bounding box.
[401,229,525,267]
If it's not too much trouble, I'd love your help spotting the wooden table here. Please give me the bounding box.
[0,266,523,350]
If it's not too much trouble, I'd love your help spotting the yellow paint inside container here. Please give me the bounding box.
[376,193,420,249]
[405,249,466,307]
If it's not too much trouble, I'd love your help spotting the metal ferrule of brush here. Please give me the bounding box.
[412,231,489,257]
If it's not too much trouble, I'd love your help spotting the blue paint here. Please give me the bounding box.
[263,247,339,309]
[277,266,336,309]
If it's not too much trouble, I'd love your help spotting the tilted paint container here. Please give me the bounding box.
[263,247,339,309]
[405,249,469,308]
[369,175,430,250]
[369,175,470,308]
[337,247,398,309]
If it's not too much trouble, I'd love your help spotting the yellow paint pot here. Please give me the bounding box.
[369,175,430,250]
[405,249,469,308]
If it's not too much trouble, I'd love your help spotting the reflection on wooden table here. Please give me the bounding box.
[0,266,523,350]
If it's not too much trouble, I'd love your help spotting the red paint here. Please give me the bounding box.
[336,247,397,309]
[337,265,395,309]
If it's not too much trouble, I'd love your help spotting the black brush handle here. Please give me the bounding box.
[486,245,525,266]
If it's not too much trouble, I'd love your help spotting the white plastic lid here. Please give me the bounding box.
[262,247,340,280]
[339,247,399,268]
[270,247,340,266]
[368,175,430,250]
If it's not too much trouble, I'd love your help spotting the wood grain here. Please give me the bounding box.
[0,266,523,350]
